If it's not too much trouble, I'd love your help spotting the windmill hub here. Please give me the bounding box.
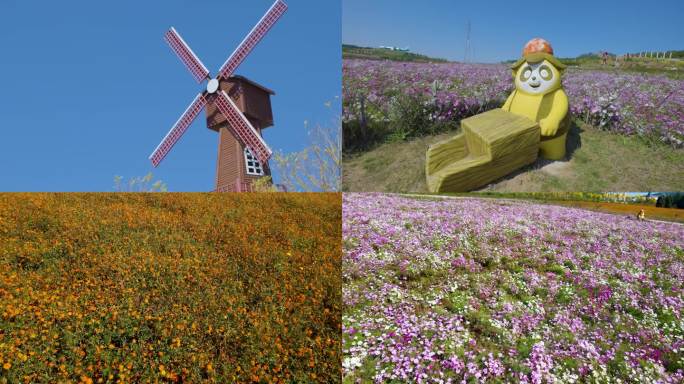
[206,78,220,94]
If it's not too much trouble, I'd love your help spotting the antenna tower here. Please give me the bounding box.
[464,20,472,63]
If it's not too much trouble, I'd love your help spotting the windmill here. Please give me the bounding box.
[149,0,288,192]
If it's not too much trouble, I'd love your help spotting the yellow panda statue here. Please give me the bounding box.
[502,38,569,160]
[425,38,570,192]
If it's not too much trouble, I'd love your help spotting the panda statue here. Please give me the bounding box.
[503,38,570,160]
[425,38,572,192]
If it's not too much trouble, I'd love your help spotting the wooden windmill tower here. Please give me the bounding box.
[149,0,287,192]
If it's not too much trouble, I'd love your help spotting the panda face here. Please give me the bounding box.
[514,59,560,95]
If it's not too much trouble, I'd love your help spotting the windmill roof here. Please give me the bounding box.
[231,75,275,95]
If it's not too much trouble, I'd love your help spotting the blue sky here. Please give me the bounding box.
[343,0,684,63]
[0,0,340,191]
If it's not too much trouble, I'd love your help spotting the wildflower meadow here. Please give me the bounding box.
[0,193,341,383]
[343,193,684,383]
[343,59,684,149]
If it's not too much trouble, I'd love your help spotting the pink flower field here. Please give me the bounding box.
[343,193,684,383]
[343,59,684,148]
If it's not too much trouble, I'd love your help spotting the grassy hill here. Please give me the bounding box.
[503,51,684,78]
[430,192,684,223]
[343,120,684,193]
[553,200,684,223]
[0,193,341,383]
[343,44,447,63]
[343,44,684,77]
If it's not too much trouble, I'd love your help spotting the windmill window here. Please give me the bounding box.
[244,148,264,176]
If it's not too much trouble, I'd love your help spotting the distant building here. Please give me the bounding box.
[379,45,410,52]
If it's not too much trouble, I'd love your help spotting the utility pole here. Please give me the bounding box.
[464,20,471,63]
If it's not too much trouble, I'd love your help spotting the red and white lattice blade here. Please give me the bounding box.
[149,93,208,167]
[165,27,210,83]
[217,0,287,80]
[214,91,272,163]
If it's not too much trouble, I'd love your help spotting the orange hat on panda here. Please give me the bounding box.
[511,37,566,70]
[523,38,554,56]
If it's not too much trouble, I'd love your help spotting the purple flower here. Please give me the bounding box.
[343,193,684,382]
[343,59,684,147]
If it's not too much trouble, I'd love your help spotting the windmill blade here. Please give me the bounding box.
[217,0,287,80]
[165,27,210,83]
[149,93,208,167]
[214,90,272,163]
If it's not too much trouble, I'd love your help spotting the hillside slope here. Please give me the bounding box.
[0,193,341,383]
[343,44,447,62]
[343,193,684,382]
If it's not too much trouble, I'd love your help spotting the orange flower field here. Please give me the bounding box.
[0,193,341,383]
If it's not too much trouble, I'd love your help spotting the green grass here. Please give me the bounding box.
[571,60,684,79]
[343,44,447,63]
[342,119,684,192]
[506,53,684,79]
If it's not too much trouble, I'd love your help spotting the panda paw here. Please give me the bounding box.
[539,119,557,137]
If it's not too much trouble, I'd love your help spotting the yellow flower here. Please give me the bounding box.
[2,362,11,370]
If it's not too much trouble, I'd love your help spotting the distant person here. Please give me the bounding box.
[637,209,645,221]
[602,51,608,65]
